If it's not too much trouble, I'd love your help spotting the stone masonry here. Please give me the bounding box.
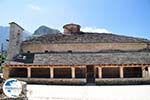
[7,22,24,60]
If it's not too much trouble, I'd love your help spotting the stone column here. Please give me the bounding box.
[142,67,146,78]
[98,67,102,78]
[148,67,150,78]
[27,67,31,78]
[50,67,54,78]
[71,67,75,78]
[120,67,124,78]
[3,67,9,79]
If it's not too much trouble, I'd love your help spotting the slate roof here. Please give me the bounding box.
[32,52,150,65]
[23,32,150,44]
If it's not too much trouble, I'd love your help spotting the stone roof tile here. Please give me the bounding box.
[23,32,150,44]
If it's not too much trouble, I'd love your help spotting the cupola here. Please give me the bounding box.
[63,23,81,35]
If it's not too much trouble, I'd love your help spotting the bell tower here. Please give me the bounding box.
[7,22,24,60]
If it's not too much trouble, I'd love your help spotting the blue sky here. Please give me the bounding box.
[0,0,150,39]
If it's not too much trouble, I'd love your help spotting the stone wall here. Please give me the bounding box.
[7,22,24,60]
[22,43,148,53]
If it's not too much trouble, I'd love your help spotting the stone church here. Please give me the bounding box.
[3,22,150,85]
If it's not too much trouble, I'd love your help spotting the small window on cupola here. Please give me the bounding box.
[68,50,72,53]
[45,50,48,53]
[27,51,30,53]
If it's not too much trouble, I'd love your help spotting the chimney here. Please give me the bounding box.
[63,23,81,35]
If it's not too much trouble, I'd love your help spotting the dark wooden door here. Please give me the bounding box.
[86,65,95,83]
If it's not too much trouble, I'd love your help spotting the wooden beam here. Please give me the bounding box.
[4,64,150,69]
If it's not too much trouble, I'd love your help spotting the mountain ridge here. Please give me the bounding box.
[33,25,60,36]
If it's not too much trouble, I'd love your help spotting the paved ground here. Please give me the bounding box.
[27,85,150,100]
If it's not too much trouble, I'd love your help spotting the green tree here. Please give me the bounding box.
[0,53,6,63]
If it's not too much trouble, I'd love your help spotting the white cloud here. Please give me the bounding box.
[29,4,41,11]
[81,27,111,33]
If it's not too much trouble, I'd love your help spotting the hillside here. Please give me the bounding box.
[33,25,60,36]
[0,26,9,50]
